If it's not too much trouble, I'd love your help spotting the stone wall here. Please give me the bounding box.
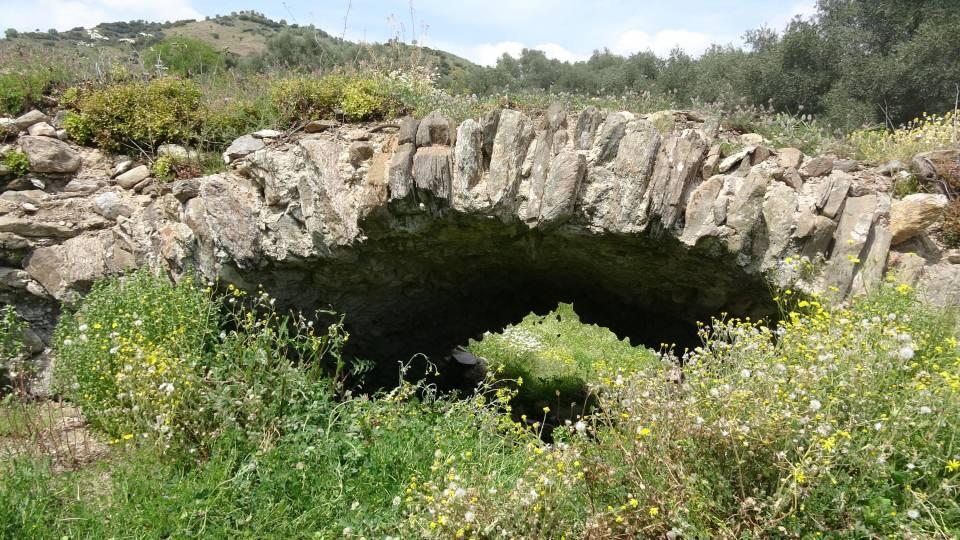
[2,106,958,386]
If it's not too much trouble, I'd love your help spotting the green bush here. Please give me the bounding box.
[200,97,276,148]
[269,74,346,123]
[53,270,348,453]
[340,76,393,121]
[63,78,204,152]
[269,74,398,123]
[0,67,66,116]
[944,199,960,248]
[147,37,226,77]
[53,270,220,447]
[1,149,30,178]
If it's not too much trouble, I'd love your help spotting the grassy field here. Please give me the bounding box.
[1,271,958,538]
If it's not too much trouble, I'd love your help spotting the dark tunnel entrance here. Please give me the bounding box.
[248,211,780,387]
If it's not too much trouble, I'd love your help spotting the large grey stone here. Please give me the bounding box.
[223,135,265,164]
[93,192,133,220]
[14,110,49,130]
[799,156,834,178]
[19,136,81,173]
[889,193,948,245]
[412,146,453,199]
[415,111,456,147]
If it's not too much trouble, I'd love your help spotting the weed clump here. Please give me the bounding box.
[63,78,204,153]
[851,111,959,164]
[1,149,30,178]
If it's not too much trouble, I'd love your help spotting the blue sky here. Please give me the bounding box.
[0,0,817,64]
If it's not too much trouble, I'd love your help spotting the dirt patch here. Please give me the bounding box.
[0,399,109,472]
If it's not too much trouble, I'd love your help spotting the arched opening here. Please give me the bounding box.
[245,211,779,387]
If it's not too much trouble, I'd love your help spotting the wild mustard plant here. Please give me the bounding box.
[404,283,960,538]
[851,110,959,164]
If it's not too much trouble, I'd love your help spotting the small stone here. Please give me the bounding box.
[112,160,134,178]
[398,116,420,145]
[252,129,284,139]
[799,156,834,178]
[303,120,338,133]
[718,147,754,173]
[26,122,57,137]
[64,177,100,193]
[170,178,200,203]
[780,167,803,190]
[21,202,38,213]
[56,129,68,140]
[115,165,150,189]
[751,146,772,165]
[877,160,906,176]
[833,158,860,173]
[14,109,49,130]
[93,191,133,220]
[416,110,456,147]
[740,133,765,146]
[157,144,198,161]
[133,177,154,193]
[346,129,370,141]
[776,147,804,170]
[222,135,265,164]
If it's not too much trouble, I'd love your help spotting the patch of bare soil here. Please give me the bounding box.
[0,399,109,472]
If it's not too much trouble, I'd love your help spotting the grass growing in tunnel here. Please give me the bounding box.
[466,303,661,424]
[2,272,960,538]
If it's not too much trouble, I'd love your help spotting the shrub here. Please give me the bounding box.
[150,154,202,181]
[53,270,219,448]
[1,149,30,178]
[0,306,27,394]
[0,66,67,116]
[269,75,346,123]
[850,110,959,164]
[468,303,658,423]
[147,37,226,77]
[340,76,393,121]
[943,199,960,248]
[200,98,274,147]
[63,78,204,152]
[405,285,960,538]
[53,270,349,453]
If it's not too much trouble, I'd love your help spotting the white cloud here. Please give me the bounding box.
[438,40,588,66]
[0,0,202,33]
[768,1,818,32]
[533,42,589,63]
[611,29,714,58]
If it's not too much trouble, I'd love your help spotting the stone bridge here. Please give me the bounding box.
[3,106,958,373]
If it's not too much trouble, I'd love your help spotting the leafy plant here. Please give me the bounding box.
[850,110,959,164]
[62,78,204,152]
[1,149,30,178]
[147,37,227,77]
[943,199,960,248]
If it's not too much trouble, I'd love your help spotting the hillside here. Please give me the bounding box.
[0,11,477,79]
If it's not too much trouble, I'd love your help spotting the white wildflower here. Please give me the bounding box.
[898,346,915,360]
[907,509,920,519]
[809,399,822,412]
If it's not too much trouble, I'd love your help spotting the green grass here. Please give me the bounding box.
[2,273,959,538]
[467,303,659,423]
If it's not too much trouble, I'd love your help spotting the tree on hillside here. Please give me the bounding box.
[148,37,227,77]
